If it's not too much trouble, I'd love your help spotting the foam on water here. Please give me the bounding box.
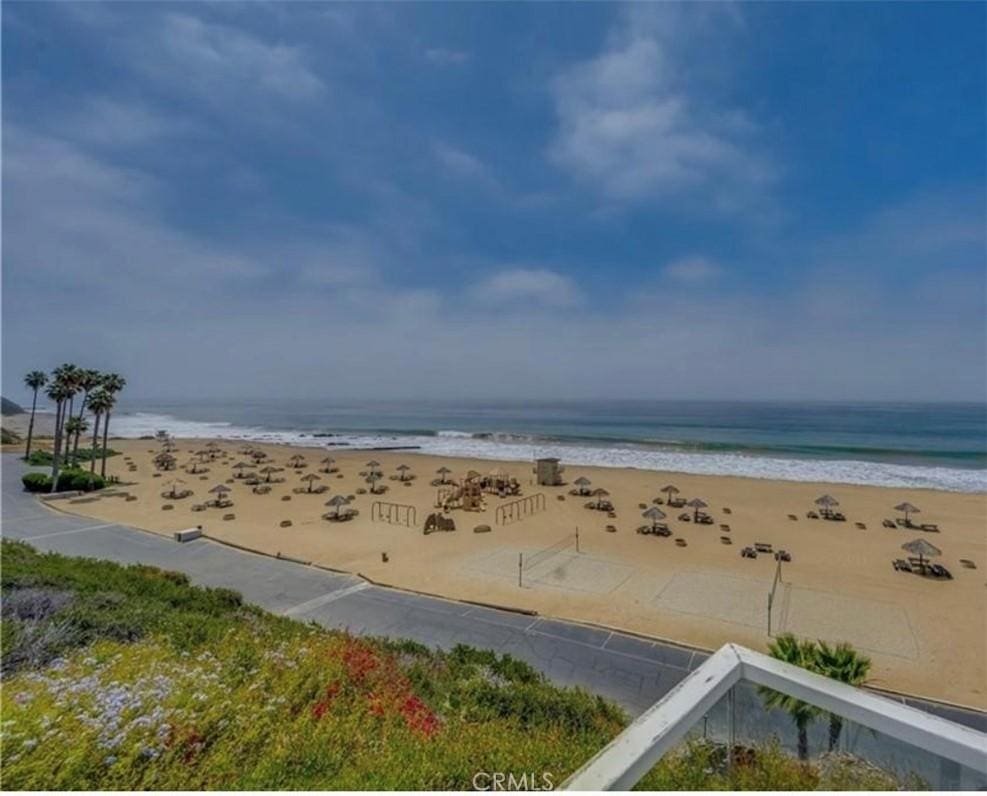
[111,411,986,493]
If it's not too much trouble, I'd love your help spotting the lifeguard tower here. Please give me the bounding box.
[534,457,564,486]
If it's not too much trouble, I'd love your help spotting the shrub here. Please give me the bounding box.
[21,472,51,492]
[26,448,117,466]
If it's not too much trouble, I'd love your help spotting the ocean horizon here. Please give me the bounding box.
[56,398,986,493]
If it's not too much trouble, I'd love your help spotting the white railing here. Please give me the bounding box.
[563,644,987,791]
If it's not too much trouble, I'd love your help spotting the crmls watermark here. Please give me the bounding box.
[472,771,555,791]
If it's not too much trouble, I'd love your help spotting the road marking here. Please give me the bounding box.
[21,523,120,541]
[282,581,370,617]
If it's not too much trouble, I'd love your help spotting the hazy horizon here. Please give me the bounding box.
[3,3,985,403]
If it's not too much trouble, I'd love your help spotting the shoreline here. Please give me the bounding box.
[27,434,987,709]
[4,409,985,493]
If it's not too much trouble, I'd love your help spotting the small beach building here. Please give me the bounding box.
[535,457,564,486]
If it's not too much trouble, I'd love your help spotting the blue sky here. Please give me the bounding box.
[2,2,984,402]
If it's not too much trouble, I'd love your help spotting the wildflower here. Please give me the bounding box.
[104,756,117,766]
[22,738,38,751]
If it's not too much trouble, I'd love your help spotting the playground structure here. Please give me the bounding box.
[371,500,416,528]
[424,512,456,534]
[436,475,485,512]
[480,468,522,497]
[495,493,547,526]
[534,457,565,486]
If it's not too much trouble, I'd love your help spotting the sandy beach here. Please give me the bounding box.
[19,433,987,710]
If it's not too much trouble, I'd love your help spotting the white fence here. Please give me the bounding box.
[563,644,987,790]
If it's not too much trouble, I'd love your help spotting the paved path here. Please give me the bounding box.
[2,454,983,732]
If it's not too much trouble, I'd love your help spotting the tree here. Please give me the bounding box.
[86,389,113,474]
[45,378,74,492]
[97,374,125,477]
[759,634,820,761]
[813,641,871,751]
[22,370,48,459]
[63,416,89,463]
[71,369,102,464]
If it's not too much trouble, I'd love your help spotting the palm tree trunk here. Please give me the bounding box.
[796,717,809,761]
[49,400,64,493]
[90,414,101,474]
[100,411,111,478]
[827,714,843,752]
[71,394,86,464]
[25,388,38,458]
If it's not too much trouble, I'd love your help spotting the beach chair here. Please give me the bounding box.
[720,524,731,532]
[883,519,896,529]
[806,511,819,519]
[675,538,687,547]
[787,514,798,521]
[754,542,773,553]
[855,522,866,530]
[722,507,732,514]
[678,512,691,522]
[720,536,732,544]
[775,550,792,562]
[960,559,977,569]
[920,523,940,532]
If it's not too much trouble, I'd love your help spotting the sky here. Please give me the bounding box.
[2,2,985,404]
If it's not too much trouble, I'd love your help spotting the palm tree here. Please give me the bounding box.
[22,370,48,459]
[64,416,88,465]
[87,389,113,475]
[759,633,820,761]
[71,369,102,463]
[95,373,126,478]
[45,378,74,492]
[813,641,871,752]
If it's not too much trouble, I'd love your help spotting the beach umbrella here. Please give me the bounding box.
[326,494,350,519]
[163,440,176,452]
[260,465,279,483]
[815,494,839,508]
[209,484,231,502]
[289,454,306,468]
[488,467,508,479]
[894,502,920,524]
[660,485,680,504]
[321,455,336,469]
[592,487,610,508]
[366,471,381,492]
[186,460,200,474]
[901,538,941,572]
[301,473,322,493]
[466,470,482,480]
[397,464,411,481]
[366,460,381,469]
[574,476,592,495]
[642,506,666,530]
[436,466,452,483]
[165,478,186,499]
[232,461,251,477]
[686,497,708,522]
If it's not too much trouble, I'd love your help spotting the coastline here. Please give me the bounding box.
[30,434,987,710]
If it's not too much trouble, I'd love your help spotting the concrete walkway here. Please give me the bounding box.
[2,454,983,731]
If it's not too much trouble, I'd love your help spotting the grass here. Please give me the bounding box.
[0,541,911,790]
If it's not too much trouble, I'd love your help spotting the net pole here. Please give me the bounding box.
[575,527,580,553]
[518,553,523,587]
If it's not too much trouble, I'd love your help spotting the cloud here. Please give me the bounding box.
[142,13,325,104]
[548,10,771,209]
[472,269,582,308]
[661,256,722,284]
[66,97,199,147]
[433,141,490,181]
[424,47,469,65]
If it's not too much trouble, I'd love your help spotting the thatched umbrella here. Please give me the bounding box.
[196,449,211,462]
[660,485,680,504]
[165,478,186,499]
[289,454,306,469]
[396,464,411,481]
[366,471,382,493]
[573,476,592,496]
[186,459,201,474]
[642,506,666,531]
[232,461,251,478]
[163,440,176,453]
[260,465,279,483]
[894,502,920,524]
[901,538,941,573]
[466,470,482,481]
[686,497,708,522]
[366,459,381,469]
[209,484,231,504]
[321,456,336,472]
[301,473,322,493]
[250,450,267,462]
[326,494,350,519]
[592,487,610,509]
[436,466,452,484]
[815,494,839,510]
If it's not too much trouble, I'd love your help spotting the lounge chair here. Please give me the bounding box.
[678,513,691,522]
[722,507,732,514]
[720,536,732,544]
[675,538,687,547]
[787,514,798,521]
[806,511,819,519]
[855,522,866,530]
[960,559,977,569]
[741,547,757,559]
[919,523,940,532]
[774,550,792,562]
[754,542,773,553]
[882,519,896,529]
[720,524,731,532]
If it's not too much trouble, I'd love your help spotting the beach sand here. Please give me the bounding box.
[28,436,987,709]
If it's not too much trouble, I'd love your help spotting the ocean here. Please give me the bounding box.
[95,399,987,494]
